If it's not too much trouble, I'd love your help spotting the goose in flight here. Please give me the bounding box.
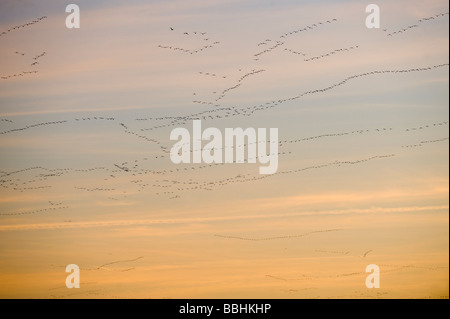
[114,164,129,172]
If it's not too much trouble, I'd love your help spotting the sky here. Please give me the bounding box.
[0,0,448,299]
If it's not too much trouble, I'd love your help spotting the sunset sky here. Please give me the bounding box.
[0,0,448,298]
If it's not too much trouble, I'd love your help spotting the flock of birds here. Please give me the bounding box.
[303,45,359,62]
[265,263,447,284]
[132,64,450,139]
[158,29,220,55]
[0,113,447,197]
[1,70,38,80]
[11,50,47,67]
[251,18,339,61]
[0,15,47,81]
[31,51,46,66]
[0,204,69,216]
[385,12,449,36]
[402,136,449,149]
[214,228,342,241]
[156,13,449,115]
[0,11,447,197]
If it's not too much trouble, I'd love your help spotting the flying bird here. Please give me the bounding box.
[114,164,129,172]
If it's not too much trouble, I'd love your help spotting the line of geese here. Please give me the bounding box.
[133,63,449,133]
[385,12,449,37]
[0,16,47,37]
